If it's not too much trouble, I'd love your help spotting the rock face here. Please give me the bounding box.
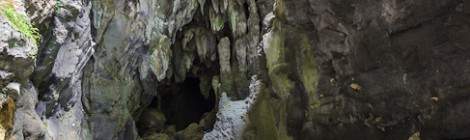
[1,0,470,140]
[290,0,470,139]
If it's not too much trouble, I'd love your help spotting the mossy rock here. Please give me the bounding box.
[243,86,292,140]
[209,7,224,32]
[148,35,172,81]
[142,133,170,140]
[0,3,40,45]
[174,123,203,140]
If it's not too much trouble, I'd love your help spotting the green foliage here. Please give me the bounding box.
[0,4,40,45]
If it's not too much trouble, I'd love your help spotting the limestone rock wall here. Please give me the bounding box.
[0,0,469,140]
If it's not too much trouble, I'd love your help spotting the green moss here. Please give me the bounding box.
[143,133,170,140]
[209,8,224,32]
[243,88,280,140]
[243,87,293,140]
[0,4,40,45]
[265,20,293,99]
[296,33,320,111]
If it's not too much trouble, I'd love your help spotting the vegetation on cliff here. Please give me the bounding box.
[0,1,39,45]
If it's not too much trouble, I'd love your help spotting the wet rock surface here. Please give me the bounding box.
[1,0,470,140]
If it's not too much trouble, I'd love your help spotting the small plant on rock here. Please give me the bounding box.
[0,0,40,45]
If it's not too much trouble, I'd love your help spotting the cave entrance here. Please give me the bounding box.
[158,76,216,131]
[137,75,217,137]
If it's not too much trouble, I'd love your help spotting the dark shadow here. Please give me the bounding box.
[160,76,216,130]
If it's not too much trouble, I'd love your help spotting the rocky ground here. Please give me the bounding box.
[1,0,470,140]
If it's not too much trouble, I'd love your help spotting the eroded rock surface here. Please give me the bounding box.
[1,0,469,140]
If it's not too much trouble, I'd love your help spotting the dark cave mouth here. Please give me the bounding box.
[161,76,216,130]
[137,76,216,135]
